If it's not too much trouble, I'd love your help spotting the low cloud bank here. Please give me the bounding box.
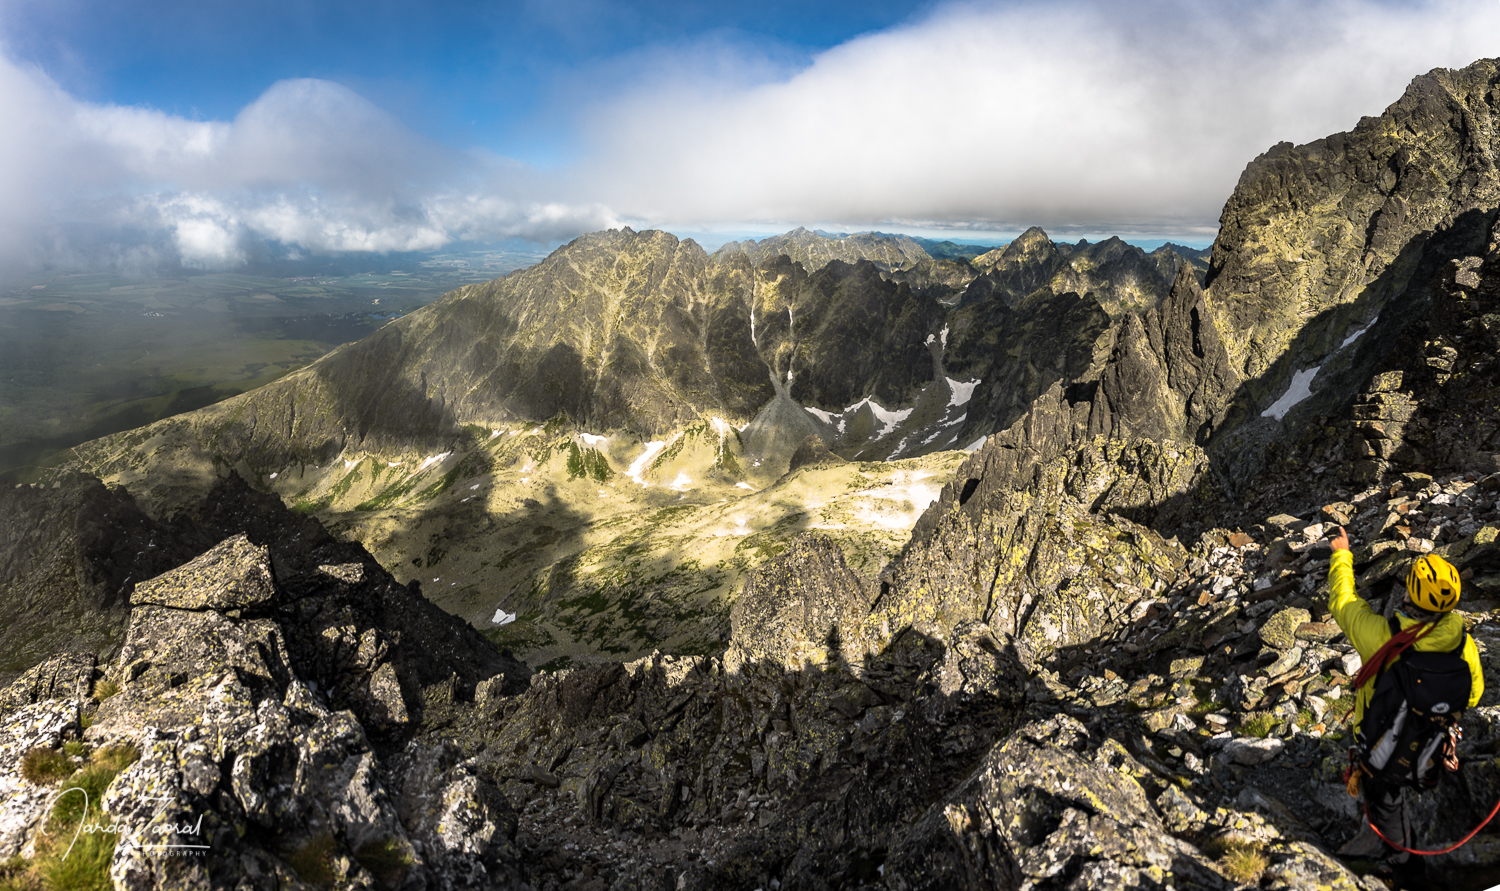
[583,0,1500,235]
[0,64,617,274]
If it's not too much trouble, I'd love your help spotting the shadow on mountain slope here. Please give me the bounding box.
[1201,207,1499,503]
[1123,206,1500,537]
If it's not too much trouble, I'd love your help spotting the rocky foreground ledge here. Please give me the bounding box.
[0,466,1497,890]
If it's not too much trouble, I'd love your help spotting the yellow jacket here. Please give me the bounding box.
[1327,548,1484,725]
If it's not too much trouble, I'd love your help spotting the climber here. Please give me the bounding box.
[1327,526,1485,871]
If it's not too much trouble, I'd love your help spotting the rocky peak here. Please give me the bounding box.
[962,226,1067,307]
[1204,58,1500,397]
[712,227,932,273]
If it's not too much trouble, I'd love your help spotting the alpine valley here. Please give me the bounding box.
[2,59,1500,891]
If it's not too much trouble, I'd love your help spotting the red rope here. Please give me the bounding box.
[1364,793,1500,856]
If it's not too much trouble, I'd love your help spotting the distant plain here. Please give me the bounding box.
[0,244,549,479]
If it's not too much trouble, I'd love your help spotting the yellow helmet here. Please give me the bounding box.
[1406,554,1461,612]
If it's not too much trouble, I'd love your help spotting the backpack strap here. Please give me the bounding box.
[1351,619,1435,691]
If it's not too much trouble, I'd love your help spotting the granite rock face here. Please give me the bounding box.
[723,534,874,673]
[0,699,81,859]
[0,652,94,717]
[129,533,276,611]
[0,525,533,891]
[883,715,1236,890]
[1202,59,1500,457]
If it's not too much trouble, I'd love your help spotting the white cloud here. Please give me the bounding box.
[0,58,616,273]
[575,0,1500,236]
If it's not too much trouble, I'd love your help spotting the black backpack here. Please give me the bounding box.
[1354,616,1471,788]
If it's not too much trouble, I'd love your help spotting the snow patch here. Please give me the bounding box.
[1341,317,1378,349]
[344,459,356,469]
[941,325,949,348]
[579,433,608,447]
[1262,366,1322,420]
[845,397,913,438]
[947,378,979,407]
[269,472,278,480]
[490,430,501,438]
[805,407,836,424]
[735,481,755,490]
[417,452,453,472]
[964,435,988,452]
[470,484,481,490]
[387,461,402,468]
[710,416,732,437]
[491,609,516,626]
[627,441,667,486]
[669,472,693,492]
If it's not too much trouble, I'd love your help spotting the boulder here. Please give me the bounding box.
[1222,737,1285,766]
[1260,608,1312,651]
[130,533,276,612]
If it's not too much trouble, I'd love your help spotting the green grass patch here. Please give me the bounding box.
[1209,840,1267,883]
[91,680,119,702]
[286,832,338,889]
[48,747,139,832]
[353,475,422,511]
[355,838,412,890]
[565,443,612,482]
[3,744,139,891]
[329,466,362,499]
[1238,712,1277,738]
[414,467,461,501]
[291,497,332,515]
[19,749,73,786]
[1186,698,1227,718]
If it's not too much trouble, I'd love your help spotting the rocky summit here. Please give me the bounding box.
[4,58,1500,891]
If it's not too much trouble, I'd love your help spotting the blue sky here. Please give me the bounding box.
[2,0,928,163]
[0,0,1497,272]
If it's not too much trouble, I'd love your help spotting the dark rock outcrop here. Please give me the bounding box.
[129,533,276,611]
[723,534,873,672]
[0,526,536,890]
[1204,58,1500,435]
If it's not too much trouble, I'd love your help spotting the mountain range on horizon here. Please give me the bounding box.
[0,56,1499,891]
